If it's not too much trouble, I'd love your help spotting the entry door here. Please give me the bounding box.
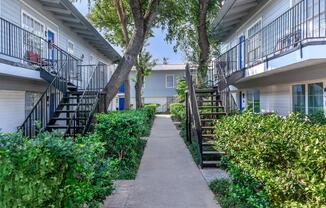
[119,97,125,110]
[239,35,245,70]
[47,30,55,62]
[50,94,56,117]
[239,91,243,111]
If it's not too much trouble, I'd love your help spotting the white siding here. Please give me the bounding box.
[221,0,291,49]
[0,90,25,132]
[260,85,292,116]
[0,0,113,66]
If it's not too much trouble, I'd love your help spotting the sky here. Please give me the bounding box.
[73,1,185,64]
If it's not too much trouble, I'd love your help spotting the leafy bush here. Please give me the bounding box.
[144,103,158,121]
[307,110,326,125]
[214,111,326,207]
[95,109,152,179]
[0,132,113,208]
[169,103,185,121]
[176,78,186,102]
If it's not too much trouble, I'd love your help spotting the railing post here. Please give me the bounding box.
[185,91,191,144]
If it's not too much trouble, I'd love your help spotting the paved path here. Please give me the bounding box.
[125,115,219,208]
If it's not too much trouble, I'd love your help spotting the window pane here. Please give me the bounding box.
[292,84,306,114]
[166,75,174,88]
[247,89,260,113]
[253,90,260,113]
[308,83,323,115]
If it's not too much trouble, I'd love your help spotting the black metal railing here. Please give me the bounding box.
[215,0,326,81]
[185,64,203,166]
[67,63,108,137]
[19,55,80,138]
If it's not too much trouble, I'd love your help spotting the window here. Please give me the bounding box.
[292,84,306,114]
[247,20,262,66]
[25,91,41,116]
[308,83,324,115]
[166,74,175,88]
[292,82,324,115]
[22,13,45,60]
[22,13,44,37]
[247,89,260,113]
[67,40,74,55]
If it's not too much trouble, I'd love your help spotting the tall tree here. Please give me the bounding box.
[134,49,155,108]
[164,0,222,87]
[87,0,172,109]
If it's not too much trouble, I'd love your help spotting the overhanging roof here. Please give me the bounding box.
[38,0,121,62]
[212,0,266,41]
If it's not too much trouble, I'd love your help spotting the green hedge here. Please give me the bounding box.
[169,103,185,121]
[0,108,155,207]
[95,108,154,179]
[214,111,326,207]
[0,132,113,208]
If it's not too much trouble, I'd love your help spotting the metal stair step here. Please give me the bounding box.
[202,134,215,138]
[199,106,224,109]
[203,151,221,155]
[202,126,214,130]
[56,110,90,113]
[47,125,83,129]
[202,161,221,168]
[195,88,216,93]
[59,103,92,106]
[200,112,226,115]
[51,117,87,121]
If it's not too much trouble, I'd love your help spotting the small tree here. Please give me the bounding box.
[135,50,155,109]
[165,0,222,87]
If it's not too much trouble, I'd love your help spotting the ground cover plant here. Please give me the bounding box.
[213,111,326,208]
[0,107,156,207]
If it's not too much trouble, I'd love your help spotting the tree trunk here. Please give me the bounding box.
[135,69,144,109]
[124,79,130,109]
[103,0,160,109]
[197,0,210,88]
[103,30,146,109]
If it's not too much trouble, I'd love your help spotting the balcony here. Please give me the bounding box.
[214,0,326,86]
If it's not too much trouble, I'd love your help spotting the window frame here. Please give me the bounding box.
[291,82,325,115]
[246,89,260,113]
[166,74,175,88]
[67,40,74,55]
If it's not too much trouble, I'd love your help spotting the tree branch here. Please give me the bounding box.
[114,0,130,49]
[128,0,144,29]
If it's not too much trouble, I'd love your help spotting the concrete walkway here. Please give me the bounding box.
[125,115,219,208]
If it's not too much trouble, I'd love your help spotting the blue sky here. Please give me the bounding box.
[73,1,185,64]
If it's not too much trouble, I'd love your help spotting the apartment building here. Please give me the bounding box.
[212,0,326,116]
[0,0,120,136]
[130,64,186,112]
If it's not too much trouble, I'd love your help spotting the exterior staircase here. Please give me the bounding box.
[185,64,227,168]
[196,88,226,167]
[19,48,108,138]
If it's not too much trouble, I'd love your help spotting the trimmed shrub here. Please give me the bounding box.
[95,109,152,179]
[169,103,185,121]
[144,104,158,121]
[214,111,326,207]
[0,132,113,208]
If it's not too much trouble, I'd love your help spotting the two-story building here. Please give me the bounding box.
[130,64,186,112]
[213,0,326,116]
[0,0,120,134]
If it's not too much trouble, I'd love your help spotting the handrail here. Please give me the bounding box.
[185,64,203,166]
[215,0,326,79]
[0,17,81,67]
[66,63,108,137]
[19,46,80,138]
